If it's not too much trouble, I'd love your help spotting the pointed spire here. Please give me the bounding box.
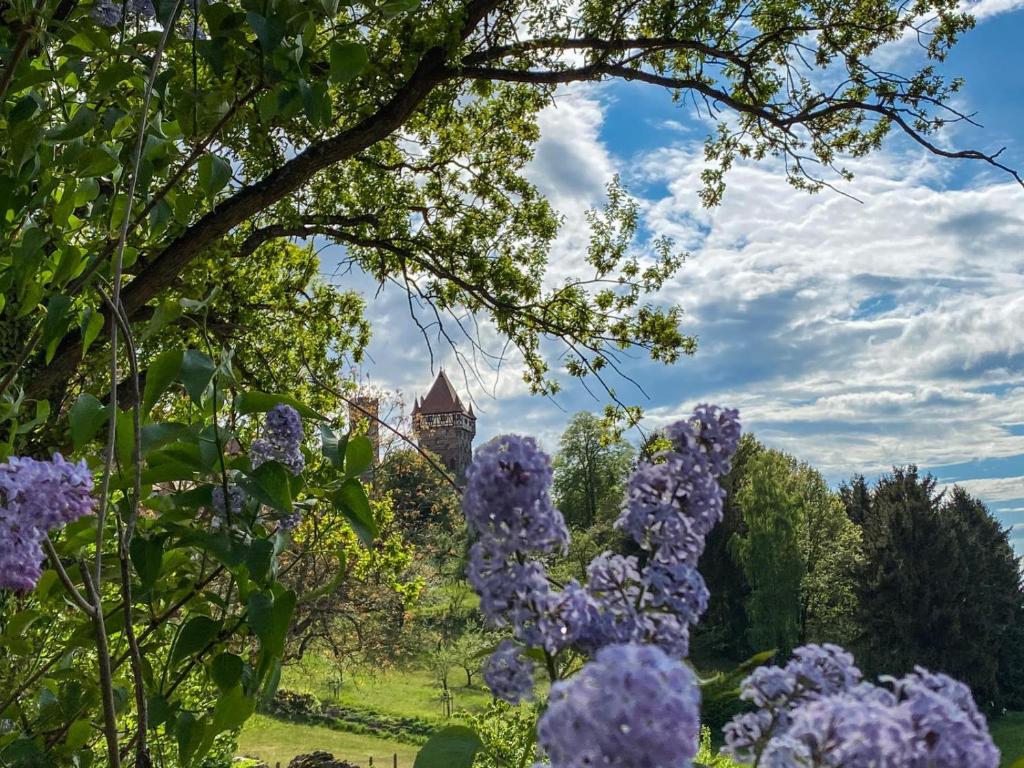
[416,370,471,416]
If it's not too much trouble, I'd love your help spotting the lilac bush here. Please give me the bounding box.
[0,454,95,592]
[459,404,1000,768]
[723,645,1000,767]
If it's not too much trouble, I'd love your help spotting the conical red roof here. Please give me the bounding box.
[412,370,473,416]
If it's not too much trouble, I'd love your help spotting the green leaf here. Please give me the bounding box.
[246,589,295,660]
[143,349,183,415]
[333,478,377,546]
[345,435,373,477]
[246,592,273,645]
[142,299,182,341]
[44,106,96,142]
[234,391,324,420]
[414,726,483,768]
[320,425,347,469]
[211,686,255,734]
[174,712,207,767]
[64,719,92,751]
[80,308,105,356]
[69,393,107,449]
[197,154,231,198]
[180,349,216,405]
[246,538,274,583]
[329,42,368,84]
[140,422,192,456]
[129,536,163,591]
[381,0,420,18]
[171,616,221,665]
[210,653,244,693]
[43,294,71,362]
[240,461,293,513]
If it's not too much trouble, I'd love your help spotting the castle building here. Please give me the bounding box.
[412,370,476,484]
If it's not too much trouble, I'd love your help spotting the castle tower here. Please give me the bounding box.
[412,370,476,484]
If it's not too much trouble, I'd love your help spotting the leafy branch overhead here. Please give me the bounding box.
[1,0,1014,412]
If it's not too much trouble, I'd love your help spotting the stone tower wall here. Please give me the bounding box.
[413,412,476,483]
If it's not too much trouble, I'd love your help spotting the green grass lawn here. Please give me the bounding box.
[279,657,494,720]
[238,714,421,768]
[994,711,1024,767]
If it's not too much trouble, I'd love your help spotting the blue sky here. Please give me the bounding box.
[324,4,1024,550]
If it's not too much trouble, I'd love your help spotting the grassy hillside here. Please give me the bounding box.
[279,657,494,720]
[238,714,421,767]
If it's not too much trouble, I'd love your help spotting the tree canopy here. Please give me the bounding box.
[552,411,635,530]
[2,0,1015,428]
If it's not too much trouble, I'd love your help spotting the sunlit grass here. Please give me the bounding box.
[993,711,1024,767]
[279,657,494,720]
[237,714,421,767]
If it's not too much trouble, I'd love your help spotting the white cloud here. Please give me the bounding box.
[635,143,1024,483]
[938,476,1024,502]
[962,0,1024,19]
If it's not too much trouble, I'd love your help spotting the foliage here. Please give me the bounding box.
[855,467,1024,709]
[733,449,805,657]
[694,432,759,660]
[694,726,742,768]
[465,701,540,768]
[792,462,862,646]
[551,411,635,530]
[282,489,423,666]
[0,351,380,767]
[375,447,464,566]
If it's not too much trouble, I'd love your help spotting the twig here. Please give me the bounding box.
[79,562,122,768]
[42,536,95,616]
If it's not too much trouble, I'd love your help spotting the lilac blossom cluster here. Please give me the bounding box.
[466,407,739,702]
[251,404,305,475]
[583,404,740,657]
[465,435,582,683]
[723,643,1000,767]
[482,640,535,705]
[536,643,700,768]
[0,455,95,592]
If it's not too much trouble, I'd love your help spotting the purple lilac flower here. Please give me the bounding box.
[689,404,742,476]
[251,404,305,475]
[483,640,534,704]
[535,581,595,655]
[0,454,95,592]
[211,484,247,519]
[785,694,916,767]
[463,436,575,652]
[616,449,724,557]
[537,643,700,768]
[894,668,1000,767]
[0,526,45,592]
[278,512,303,532]
[724,646,1000,768]
[463,435,567,555]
